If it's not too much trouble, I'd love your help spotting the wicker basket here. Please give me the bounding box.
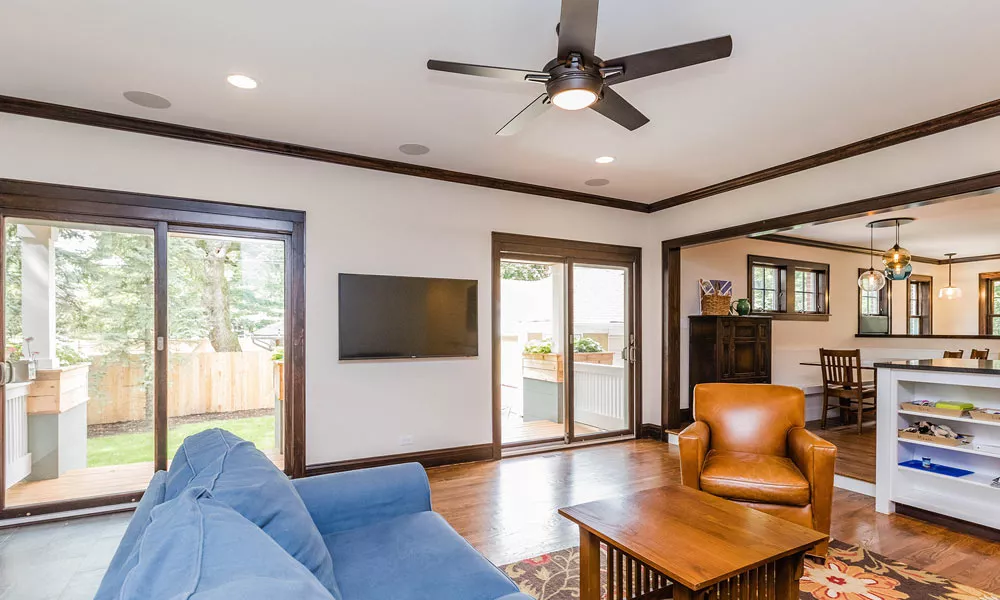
[701,293,731,316]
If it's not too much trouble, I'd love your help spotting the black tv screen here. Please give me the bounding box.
[338,273,479,360]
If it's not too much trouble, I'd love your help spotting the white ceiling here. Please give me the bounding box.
[779,192,1000,259]
[3,1,1000,204]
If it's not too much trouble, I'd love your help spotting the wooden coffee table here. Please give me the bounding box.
[558,484,826,600]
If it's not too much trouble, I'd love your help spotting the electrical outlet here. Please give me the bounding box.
[399,435,414,446]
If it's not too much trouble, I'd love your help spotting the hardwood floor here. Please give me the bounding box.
[427,439,1000,594]
[811,421,877,483]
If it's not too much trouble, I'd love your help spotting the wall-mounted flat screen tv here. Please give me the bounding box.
[338,273,479,360]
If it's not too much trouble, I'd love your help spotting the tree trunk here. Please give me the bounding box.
[198,239,242,352]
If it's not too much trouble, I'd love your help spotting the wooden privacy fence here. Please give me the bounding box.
[87,351,276,425]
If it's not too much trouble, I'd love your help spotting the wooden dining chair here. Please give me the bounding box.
[819,348,876,434]
[943,350,964,358]
[970,349,989,360]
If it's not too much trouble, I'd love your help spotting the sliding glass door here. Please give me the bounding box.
[0,181,304,519]
[3,218,158,508]
[166,231,286,470]
[494,234,640,451]
[569,263,632,441]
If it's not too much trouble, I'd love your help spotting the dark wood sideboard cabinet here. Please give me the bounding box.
[688,315,772,401]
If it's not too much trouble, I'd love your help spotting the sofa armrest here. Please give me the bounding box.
[788,427,836,536]
[678,421,711,490]
[292,462,432,535]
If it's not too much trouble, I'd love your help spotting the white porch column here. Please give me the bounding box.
[551,263,566,354]
[20,224,59,369]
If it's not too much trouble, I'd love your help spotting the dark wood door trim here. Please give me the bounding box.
[0,181,307,519]
[663,246,682,431]
[0,95,647,214]
[492,232,642,453]
[153,222,169,471]
[649,97,1000,211]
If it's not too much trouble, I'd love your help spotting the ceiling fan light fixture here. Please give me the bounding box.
[551,88,598,111]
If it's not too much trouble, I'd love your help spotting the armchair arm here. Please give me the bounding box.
[292,462,431,535]
[678,421,711,490]
[788,427,836,537]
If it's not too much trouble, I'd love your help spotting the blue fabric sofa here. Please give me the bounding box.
[96,429,533,600]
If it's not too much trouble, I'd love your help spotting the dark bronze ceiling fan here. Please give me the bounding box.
[427,0,732,136]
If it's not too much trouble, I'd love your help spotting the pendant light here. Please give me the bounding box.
[858,222,887,292]
[882,218,912,279]
[939,253,963,300]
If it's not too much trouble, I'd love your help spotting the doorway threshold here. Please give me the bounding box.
[502,434,636,458]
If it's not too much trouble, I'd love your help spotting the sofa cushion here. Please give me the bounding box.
[700,450,810,507]
[93,470,167,600]
[119,486,334,600]
[325,511,519,600]
[179,429,339,597]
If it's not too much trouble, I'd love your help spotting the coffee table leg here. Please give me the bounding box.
[774,552,806,600]
[579,529,602,600]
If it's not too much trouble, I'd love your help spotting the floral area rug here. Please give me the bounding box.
[502,540,997,600]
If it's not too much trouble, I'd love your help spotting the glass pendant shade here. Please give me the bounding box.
[858,268,887,292]
[881,243,911,272]
[938,253,962,299]
[939,286,963,300]
[884,263,912,281]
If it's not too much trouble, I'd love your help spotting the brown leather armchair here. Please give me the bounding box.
[679,383,836,556]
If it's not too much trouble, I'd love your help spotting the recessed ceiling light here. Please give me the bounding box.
[398,144,431,156]
[584,178,610,187]
[227,74,258,89]
[595,156,615,164]
[123,91,171,109]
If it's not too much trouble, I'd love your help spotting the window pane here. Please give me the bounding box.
[764,267,776,289]
[909,317,919,335]
[994,316,1000,335]
[753,266,764,289]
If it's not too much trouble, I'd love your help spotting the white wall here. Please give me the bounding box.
[679,238,1000,414]
[0,114,655,464]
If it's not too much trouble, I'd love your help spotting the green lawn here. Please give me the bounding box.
[87,415,276,468]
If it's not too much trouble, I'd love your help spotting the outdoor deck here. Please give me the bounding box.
[5,451,284,507]
[501,418,603,444]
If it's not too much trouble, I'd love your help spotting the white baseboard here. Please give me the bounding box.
[834,474,876,497]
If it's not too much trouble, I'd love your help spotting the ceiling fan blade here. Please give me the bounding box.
[496,94,551,136]
[602,35,732,84]
[590,88,649,131]
[557,0,600,57]
[427,59,546,82]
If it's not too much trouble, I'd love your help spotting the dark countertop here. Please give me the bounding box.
[873,358,1000,375]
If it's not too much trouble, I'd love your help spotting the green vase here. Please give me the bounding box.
[731,298,751,316]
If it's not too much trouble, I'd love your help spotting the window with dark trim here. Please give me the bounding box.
[747,255,830,320]
[858,268,891,335]
[979,272,1000,335]
[907,275,932,335]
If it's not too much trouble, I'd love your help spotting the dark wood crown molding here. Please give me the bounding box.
[660,170,1000,248]
[0,95,648,214]
[649,97,1000,212]
[759,234,1000,266]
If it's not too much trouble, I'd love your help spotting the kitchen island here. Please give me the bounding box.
[875,359,1000,533]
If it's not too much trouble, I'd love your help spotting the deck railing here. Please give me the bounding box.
[5,382,32,489]
[573,362,627,431]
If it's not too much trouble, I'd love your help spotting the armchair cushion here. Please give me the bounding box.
[699,450,811,507]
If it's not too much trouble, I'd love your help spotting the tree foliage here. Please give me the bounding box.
[501,263,550,281]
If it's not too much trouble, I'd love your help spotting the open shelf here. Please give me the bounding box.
[898,464,999,490]
[898,409,1000,428]
[898,436,1000,458]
